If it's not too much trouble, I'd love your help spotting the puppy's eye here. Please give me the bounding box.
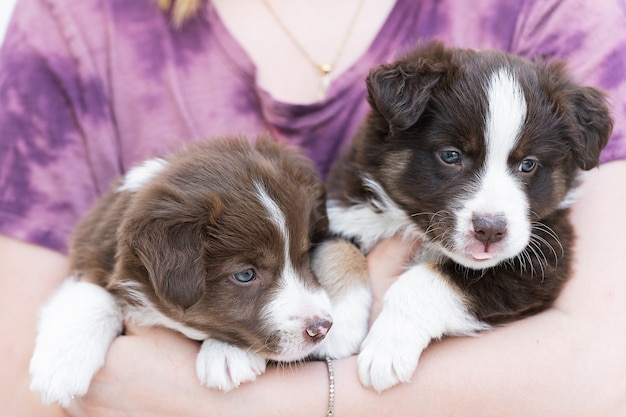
[438,148,462,165]
[518,158,539,174]
[232,268,256,284]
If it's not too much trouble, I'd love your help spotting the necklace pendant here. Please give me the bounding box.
[318,64,333,99]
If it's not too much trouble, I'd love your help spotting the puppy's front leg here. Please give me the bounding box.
[196,339,266,391]
[29,277,123,406]
[357,262,488,392]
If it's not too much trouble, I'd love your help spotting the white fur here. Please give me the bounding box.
[357,263,489,392]
[196,339,266,392]
[484,68,527,164]
[254,181,289,246]
[117,157,168,192]
[448,68,530,268]
[29,277,123,406]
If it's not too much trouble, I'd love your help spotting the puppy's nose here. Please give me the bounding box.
[305,317,333,342]
[472,215,507,245]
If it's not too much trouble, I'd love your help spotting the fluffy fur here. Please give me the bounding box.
[327,41,613,392]
[30,135,370,406]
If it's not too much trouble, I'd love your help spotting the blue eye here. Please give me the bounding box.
[439,148,462,165]
[518,158,539,173]
[232,268,256,283]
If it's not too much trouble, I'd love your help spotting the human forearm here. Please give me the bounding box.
[0,235,71,417]
[74,308,615,417]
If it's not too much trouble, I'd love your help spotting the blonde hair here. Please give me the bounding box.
[156,0,202,28]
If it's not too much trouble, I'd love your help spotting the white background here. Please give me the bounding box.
[0,0,18,45]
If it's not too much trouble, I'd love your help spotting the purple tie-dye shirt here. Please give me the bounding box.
[1,0,626,253]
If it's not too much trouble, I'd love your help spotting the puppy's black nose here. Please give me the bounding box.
[472,215,507,245]
[305,318,333,342]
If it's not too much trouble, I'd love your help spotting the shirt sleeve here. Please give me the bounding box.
[512,0,626,163]
[0,0,120,253]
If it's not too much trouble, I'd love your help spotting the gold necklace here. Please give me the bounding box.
[261,0,366,99]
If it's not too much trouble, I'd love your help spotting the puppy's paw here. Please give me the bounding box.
[196,339,266,391]
[29,348,95,407]
[357,316,425,393]
[29,278,123,406]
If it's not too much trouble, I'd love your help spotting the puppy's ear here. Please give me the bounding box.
[135,222,206,309]
[367,42,449,133]
[125,192,222,310]
[566,86,613,170]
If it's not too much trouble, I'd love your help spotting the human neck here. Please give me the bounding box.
[212,0,397,104]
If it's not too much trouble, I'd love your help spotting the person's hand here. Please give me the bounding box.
[66,322,203,417]
[365,236,419,324]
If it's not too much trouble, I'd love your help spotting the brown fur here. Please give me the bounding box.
[70,135,329,353]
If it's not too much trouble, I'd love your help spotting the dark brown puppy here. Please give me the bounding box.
[327,41,613,391]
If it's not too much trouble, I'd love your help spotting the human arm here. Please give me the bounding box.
[67,160,626,417]
[0,236,71,417]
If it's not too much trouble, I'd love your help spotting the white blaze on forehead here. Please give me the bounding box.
[485,67,527,165]
[477,67,528,203]
[255,180,290,264]
[254,180,301,289]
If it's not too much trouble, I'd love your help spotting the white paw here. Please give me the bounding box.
[357,316,426,393]
[358,328,422,392]
[29,278,123,406]
[30,346,98,407]
[357,329,424,393]
[196,339,266,391]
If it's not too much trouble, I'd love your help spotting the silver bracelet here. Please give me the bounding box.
[325,357,335,417]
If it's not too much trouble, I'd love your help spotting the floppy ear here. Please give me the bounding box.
[566,86,613,170]
[124,192,222,310]
[366,42,449,133]
[133,221,206,309]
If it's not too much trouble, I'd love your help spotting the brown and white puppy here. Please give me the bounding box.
[29,135,370,406]
[327,41,613,392]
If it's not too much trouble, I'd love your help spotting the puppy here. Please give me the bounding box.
[326,41,613,392]
[29,135,370,406]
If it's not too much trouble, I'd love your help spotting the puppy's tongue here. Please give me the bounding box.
[472,251,494,261]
